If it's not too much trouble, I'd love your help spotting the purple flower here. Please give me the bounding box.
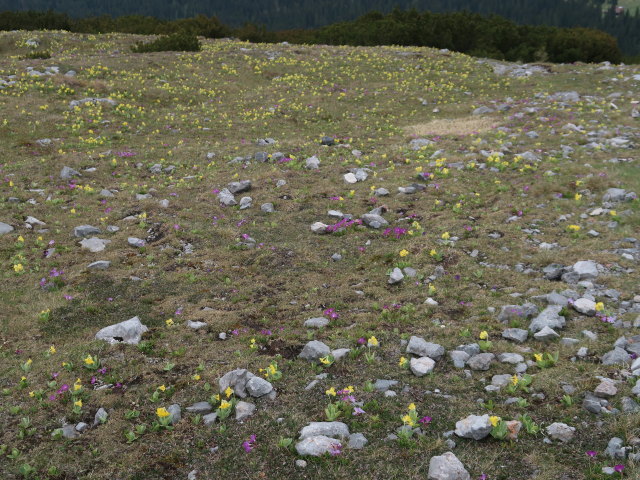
[419,416,432,425]
[57,384,69,394]
[353,407,365,416]
[586,451,597,458]
[614,465,624,473]
[242,434,257,453]
[329,443,342,456]
[357,337,366,345]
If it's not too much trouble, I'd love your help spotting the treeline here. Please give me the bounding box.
[0,8,624,63]
[0,0,639,55]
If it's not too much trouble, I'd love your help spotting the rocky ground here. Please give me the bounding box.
[0,30,639,480]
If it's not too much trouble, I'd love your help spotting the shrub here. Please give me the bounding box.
[131,31,201,53]
[23,50,51,59]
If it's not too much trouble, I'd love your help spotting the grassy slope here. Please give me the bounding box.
[0,31,639,480]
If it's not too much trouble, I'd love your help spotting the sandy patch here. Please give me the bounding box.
[404,116,497,136]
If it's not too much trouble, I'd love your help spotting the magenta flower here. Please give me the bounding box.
[242,434,257,453]
[586,451,597,458]
[352,407,365,416]
[614,465,624,473]
[419,416,432,425]
[357,337,366,345]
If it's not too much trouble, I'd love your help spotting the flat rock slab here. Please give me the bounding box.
[428,452,471,480]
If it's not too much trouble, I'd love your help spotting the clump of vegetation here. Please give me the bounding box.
[22,50,51,59]
[131,31,201,53]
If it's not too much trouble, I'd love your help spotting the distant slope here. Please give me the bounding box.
[0,0,638,55]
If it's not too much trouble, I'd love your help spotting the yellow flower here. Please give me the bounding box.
[490,415,501,427]
[609,210,617,216]
[399,356,408,367]
[29,391,35,397]
[192,374,201,381]
[17,235,24,243]
[165,318,174,327]
[74,400,82,408]
[84,355,94,365]
[325,387,336,396]
[156,407,170,418]
[224,386,234,398]
[48,345,56,354]
[402,414,416,427]
[534,353,543,362]
[344,385,355,394]
[595,302,604,312]
[511,375,519,386]
[429,249,437,257]
[399,249,409,257]
[408,403,416,411]
[158,385,166,392]
[219,400,232,410]
[319,356,331,365]
[441,232,450,240]
[26,358,32,366]
[567,225,581,232]
[368,336,379,347]
[479,331,488,340]
[574,193,582,201]
[13,264,24,273]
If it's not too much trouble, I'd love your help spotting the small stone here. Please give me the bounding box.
[454,414,492,440]
[93,408,108,426]
[246,376,273,398]
[428,452,471,480]
[410,356,436,377]
[347,433,368,449]
[467,353,495,371]
[187,320,207,330]
[73,225,101,237]
[497,353,524,364]
[203,412,218,426]
[127,237,146,248]
[235,401,256,421]
[502,328,529,343]
[534,326,560,341]
[389,267,404,284]
[295,459,307,468]
[295,436,341,456]
[594,380,617,398]
[95,316,148,345]
[545,422,575,443]
[261,203,274,213]
[529,305,565,333]
[304,317,329,328]
[167,404,181,425]
[299,422,350,440]
[601,347,631,365]
[80,237,110,253]
[87,260,110,270]
[186,402,213,414]
[406,336,445,360]
[299,340,331,362]
[573,298,597,316]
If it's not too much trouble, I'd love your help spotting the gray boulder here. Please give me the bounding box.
[217,188,237,206]
[299,421,349,440]
[529,306,565,333]
[502,328,528,343]
[361,214,388,229]
[454,414,492,440]
[0,222,14,235]
[572,261,599,280]
[304,317,329,328]
[295,436,341,456]
[74,225,101,238]
[299,340,331,362]
[545,422,575,443]
[186,402,213,414]
[406,336,445,360]
[428,452,471,480]
[348,433,368,449]
[601,347,631,365]
[95,316,148,345]
[235,401,256,421]
[60,166,81,179]
[227,180,251,194]
[246,376,274,398]
[467,353,495,371]
[410,357,436,377]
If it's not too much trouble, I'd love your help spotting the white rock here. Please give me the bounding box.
[95,316,148,345]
